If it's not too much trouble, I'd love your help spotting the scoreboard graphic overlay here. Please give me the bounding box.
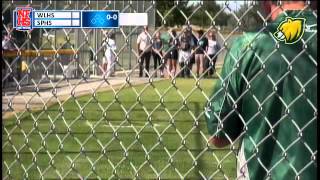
[12,7,147,30]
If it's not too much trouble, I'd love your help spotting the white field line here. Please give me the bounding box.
[86,120,161,129]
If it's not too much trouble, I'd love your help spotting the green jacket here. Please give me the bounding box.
[205,10,317,180]
[161,32,171,52]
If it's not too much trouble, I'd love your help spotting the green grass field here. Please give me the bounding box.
[2,78,237,179]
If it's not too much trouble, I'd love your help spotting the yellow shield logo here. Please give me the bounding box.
[21,60,29,72]
[273,17,306,44]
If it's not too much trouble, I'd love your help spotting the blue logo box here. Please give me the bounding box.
[82,10,119,28]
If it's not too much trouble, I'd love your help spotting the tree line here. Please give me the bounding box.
[155,1,264,32]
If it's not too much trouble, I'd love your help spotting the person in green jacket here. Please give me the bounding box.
[160,27,172,78]
[205,1,317,179]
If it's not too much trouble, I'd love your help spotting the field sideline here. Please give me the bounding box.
[2,78,237,179]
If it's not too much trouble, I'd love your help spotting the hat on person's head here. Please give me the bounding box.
[107,30,116,39]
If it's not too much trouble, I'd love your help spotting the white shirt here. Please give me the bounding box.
[102,38,117,59]
[137,31,151,52]
[207,39,218,55]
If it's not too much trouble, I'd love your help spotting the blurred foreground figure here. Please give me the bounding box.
[205,1,317,179]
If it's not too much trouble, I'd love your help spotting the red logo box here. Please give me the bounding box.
[15,7,33,31]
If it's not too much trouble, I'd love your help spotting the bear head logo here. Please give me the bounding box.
[273,17,306,44]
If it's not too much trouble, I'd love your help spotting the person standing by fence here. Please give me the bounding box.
[205,1,317,179]
[178,27,194,78]
[2,23,19,87]
[137,26,152,77]
[194,29,208,78]
[102,32,117,77]
[160,27,172,78]
[187,29,197,78]
[204,30,220,78]
[168,29,179,77]
[152,31,162,78]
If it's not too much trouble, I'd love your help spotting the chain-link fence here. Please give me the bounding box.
[2,0,317,179]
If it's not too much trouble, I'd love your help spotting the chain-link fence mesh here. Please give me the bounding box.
[2,0,317,179]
